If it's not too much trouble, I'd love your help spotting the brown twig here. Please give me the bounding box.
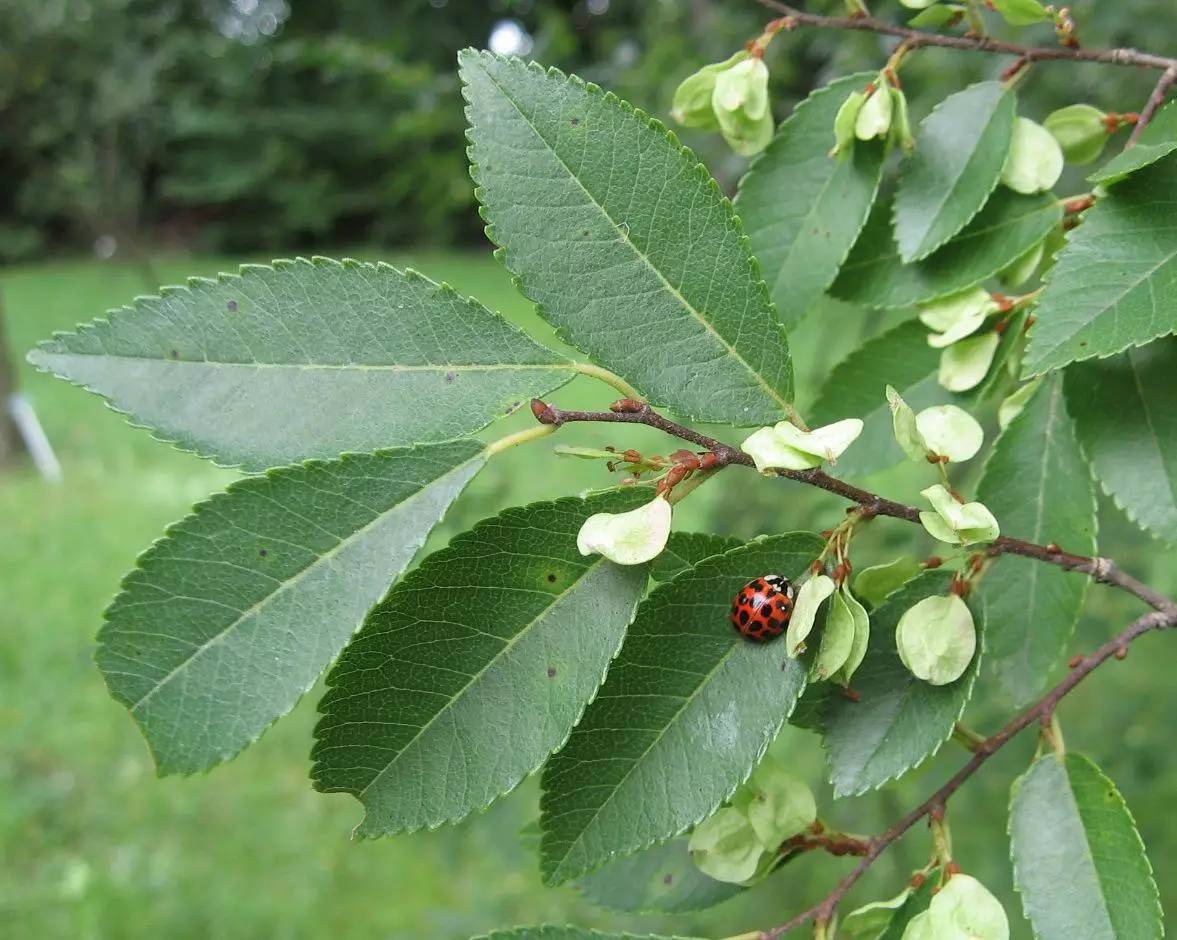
[529,396,1177,930]
[759,607,1177,937]
[1129,64,1177,144]
[530,400,1177,614]
[752,0,1177,73]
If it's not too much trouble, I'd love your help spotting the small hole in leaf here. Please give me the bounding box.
[445,371,457,383]
[547,573,557,583]
[571,117,580,126]
[662,874,673,886]
[259,549,268,558]
[227,299,238,311]
[547,666,557,678]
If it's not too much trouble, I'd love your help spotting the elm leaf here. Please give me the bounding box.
[832,191,1062,310]
[539,533,822,885]
[28,259,572,470]
[1009,753,1163,940]
[461,51,793,425]
[1064,340,1177,544]
[822,571,981,797]
[737,73,885,326]
[98,440,488,775]
[977,376,1095,705]
[895,82,1016,262]
[1023,152,1177,375]
[578,838,743,914]
[651,532,743,582]
[311,489,650,836]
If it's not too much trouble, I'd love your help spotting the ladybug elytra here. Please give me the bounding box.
[730,575,795,643]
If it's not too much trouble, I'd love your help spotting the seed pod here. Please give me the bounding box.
[1045,103,1111,164]
[670,51,747,129]
[1001,117,1064,194]
[855,82,893,141]
[896,594,977,685]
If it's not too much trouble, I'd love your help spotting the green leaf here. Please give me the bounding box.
[810,320,948,478]
[908,4,966,28]
[1065,340,1177,543]
[976,376,1095,705]
[822,571,980,797]
[311,489,650,836]
[578,837,743,914]
[736,73,886,325]
[539,533,822,884]
[461,51,793,426]
[895,82,1016,262]
[1089,100,1177,185]
[1023,153,1177,375]
[832,190,1063,309]
[1009,753,1163,940]
[27,260,571,471]
[651,532,743,582]
[877,878,937,940]
[993,0,1049,24]
[471,931,699,940]
[854,557,922,609]
[97,440,487,775]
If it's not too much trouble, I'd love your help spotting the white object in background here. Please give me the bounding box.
[8,394,62,482]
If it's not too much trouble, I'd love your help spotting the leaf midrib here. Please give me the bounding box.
[125,454,484,714]
[1056,759,1117,936]
[1032,227,1177,367]
[903,88,1009,259]
[355,555,614,803]
[842,198,1056,273]
[545,613,754,880]
[478,61,789,413]
[35,349,573,374]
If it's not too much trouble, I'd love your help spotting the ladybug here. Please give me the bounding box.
[730,575,795,643]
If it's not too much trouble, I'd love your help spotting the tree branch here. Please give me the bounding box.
[1129,64,1177,144]
[752,1,1177,73]
[530,400,1177,614]
[758,607,1177,937]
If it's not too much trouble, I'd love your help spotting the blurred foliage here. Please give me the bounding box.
[1,0,1171,262]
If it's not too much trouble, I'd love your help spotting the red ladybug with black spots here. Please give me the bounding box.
[730,575,795,642]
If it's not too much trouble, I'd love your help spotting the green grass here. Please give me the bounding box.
[3,251,1174,938]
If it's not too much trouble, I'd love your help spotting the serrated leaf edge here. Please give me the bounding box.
[1007,752,1165,940]
[976,375,1097,705]
[822,571,984,798]
[26,256,575,470]
[458,48,794,423]
[538,532,822,884]
[734,71,884,324]
[1022,175,1177,376]
[311,490,650,840]
[97,439,488,775]
[894,81,1016,263]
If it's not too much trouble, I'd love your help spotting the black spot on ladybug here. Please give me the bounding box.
[547,666,558,678]
[227,299,238,311]
[732,575,794,643]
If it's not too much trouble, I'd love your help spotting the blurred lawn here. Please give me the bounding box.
[2,251,1174,938]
